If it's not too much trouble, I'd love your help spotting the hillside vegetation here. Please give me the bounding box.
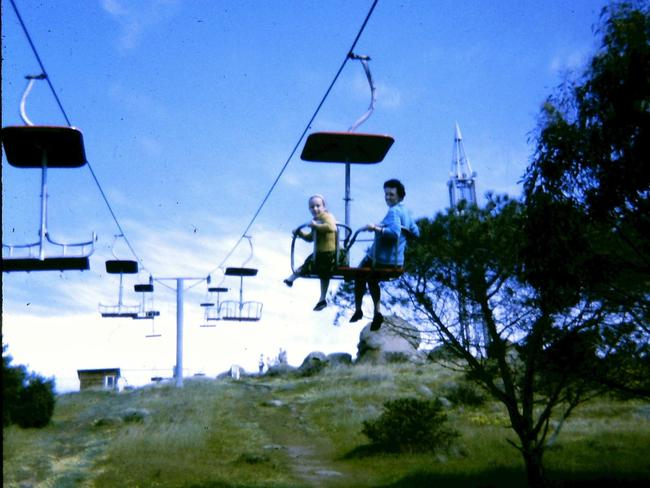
[3,362,650,487]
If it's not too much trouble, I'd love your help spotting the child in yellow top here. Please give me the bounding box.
[284,194,337,311]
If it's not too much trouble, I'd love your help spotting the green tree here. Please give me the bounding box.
[2,344,27,427]
[2,343,56,429]
[12,375,56,428]
[390,4,649,485]
[522,0,650,396]
[332,5,648,485]
[398,198,620,487]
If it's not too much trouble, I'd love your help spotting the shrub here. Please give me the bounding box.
[444,381,487,407]
[12,375,56,428]
[361,397,459,453]
[2,353,27,426]
[3,344,56,428]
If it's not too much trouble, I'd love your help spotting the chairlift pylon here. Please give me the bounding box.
[2,74,97,272]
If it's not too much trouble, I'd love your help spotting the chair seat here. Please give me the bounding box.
[337,266,403,281]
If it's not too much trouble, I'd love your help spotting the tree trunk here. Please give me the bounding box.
[522,445,546,487]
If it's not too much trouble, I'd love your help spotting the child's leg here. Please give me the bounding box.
[349,280,365,321]
[319,277,330,302]
[368,279,381,316]
[284,266,302,286]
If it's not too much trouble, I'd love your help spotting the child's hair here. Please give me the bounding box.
[309,194,327,207]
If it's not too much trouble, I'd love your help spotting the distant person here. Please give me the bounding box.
[350,179,420,330]
[284,194,338,311]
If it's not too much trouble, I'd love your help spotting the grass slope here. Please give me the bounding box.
[3,362,650,487]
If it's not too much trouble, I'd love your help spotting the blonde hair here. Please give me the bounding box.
[309,194,327,207]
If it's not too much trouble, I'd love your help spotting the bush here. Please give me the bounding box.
[444,381,487,407]
[3,344,56,429]
[2,356,26,426]
[12,375,56,428]
[361,397,459,453]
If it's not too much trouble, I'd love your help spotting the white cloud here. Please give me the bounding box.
[2,223,367,392]
[548,48,589,77]
[107,82,170,119]
[101,0,180,52]
[376,81,402,110]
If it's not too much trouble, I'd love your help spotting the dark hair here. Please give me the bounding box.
[384,179,405,200]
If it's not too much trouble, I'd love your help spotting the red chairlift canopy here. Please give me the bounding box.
[301,132,394,164]
[2,126,87,168]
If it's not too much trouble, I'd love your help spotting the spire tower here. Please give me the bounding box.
[447,122,477,207]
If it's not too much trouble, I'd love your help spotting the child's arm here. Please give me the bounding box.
[311,213,337,235]
[297,228,314,242]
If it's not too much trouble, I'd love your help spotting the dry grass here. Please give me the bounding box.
[3,362,650,487]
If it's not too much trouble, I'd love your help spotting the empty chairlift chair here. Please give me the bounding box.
[2,74,96,272]
[133,276,160,320]
[221,268,263,322]
[200,286,229,327]
[99,260,140,318]
[132,279,162,338]
[133,276,161,339]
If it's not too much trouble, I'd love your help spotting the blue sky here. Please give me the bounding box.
[2,0,605,391]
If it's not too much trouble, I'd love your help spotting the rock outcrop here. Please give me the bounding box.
[356,315,421,364]
[298,351,329,376]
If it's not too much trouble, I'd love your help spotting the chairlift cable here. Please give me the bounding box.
[9,0,382,291]
[9,0,72,126]
[8,0,151,279]
[205,0,380,279]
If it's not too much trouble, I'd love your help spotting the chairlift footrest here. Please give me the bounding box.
[2,256,90,272]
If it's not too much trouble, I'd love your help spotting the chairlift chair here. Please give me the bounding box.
[220,236,263,322]
[335,227,405,282]
[133,276,161,322]
[221,267,263,322]
[200,286,229,327]
[99,259,140,318]
[290,222,352,279]
[2,75,97,272]
[290,224,405,283]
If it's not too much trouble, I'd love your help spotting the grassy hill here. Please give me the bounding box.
[3,361,650,487]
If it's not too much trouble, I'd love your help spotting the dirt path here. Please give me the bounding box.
[242,385,352,488]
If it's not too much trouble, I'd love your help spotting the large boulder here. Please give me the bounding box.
[327,352,353,367]
[356,315,421,364]
[298,351,329,376]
